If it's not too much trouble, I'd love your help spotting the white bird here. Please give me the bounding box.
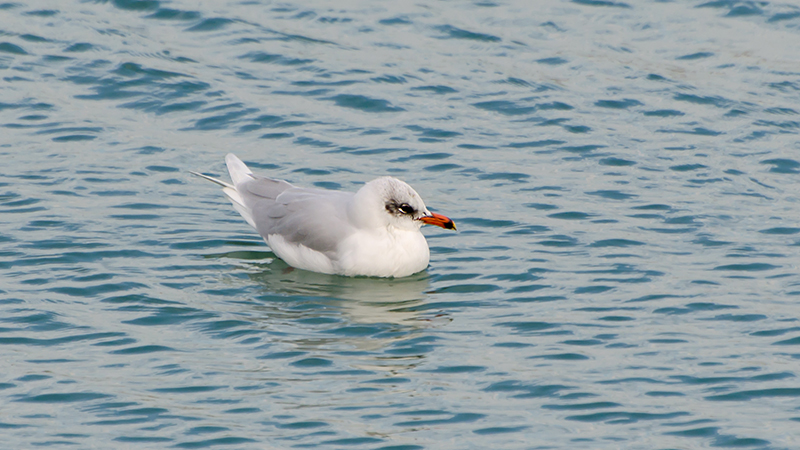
[192,154,456,278]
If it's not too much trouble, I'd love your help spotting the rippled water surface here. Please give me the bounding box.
[2,0,800,448]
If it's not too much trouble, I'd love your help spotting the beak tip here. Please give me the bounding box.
[420,212,456,231]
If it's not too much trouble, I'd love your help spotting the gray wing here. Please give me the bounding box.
[238,176,355,254]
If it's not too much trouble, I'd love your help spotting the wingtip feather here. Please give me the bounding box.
[189,170,234,189]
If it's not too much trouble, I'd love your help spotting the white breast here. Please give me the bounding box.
[267,227,430,278]
[336,227,430,278]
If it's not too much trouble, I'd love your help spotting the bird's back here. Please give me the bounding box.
[224,155,356,257]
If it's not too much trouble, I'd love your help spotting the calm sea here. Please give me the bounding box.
[1,1,799,448]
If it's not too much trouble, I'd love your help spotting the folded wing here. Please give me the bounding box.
[225,154,355,256]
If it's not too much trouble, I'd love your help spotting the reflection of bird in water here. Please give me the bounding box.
[242,253,437,327]
[204,248,448,367]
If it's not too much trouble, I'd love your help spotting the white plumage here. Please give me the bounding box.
[192,154,455,278]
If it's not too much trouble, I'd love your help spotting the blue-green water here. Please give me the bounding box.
[2,1,800,448]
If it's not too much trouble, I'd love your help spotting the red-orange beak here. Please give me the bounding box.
[419,212,456,230]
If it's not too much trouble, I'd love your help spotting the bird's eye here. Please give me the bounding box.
[398,203,414,215]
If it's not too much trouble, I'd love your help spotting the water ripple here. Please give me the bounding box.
[2,1,800,448]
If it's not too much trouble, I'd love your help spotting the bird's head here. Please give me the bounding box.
[351,177,455,232]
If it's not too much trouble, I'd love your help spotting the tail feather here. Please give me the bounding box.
[223,187,256,229]
[225,153,254,187]
[190,162,257,230]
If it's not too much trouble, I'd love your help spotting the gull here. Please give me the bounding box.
[192,154,456,278]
